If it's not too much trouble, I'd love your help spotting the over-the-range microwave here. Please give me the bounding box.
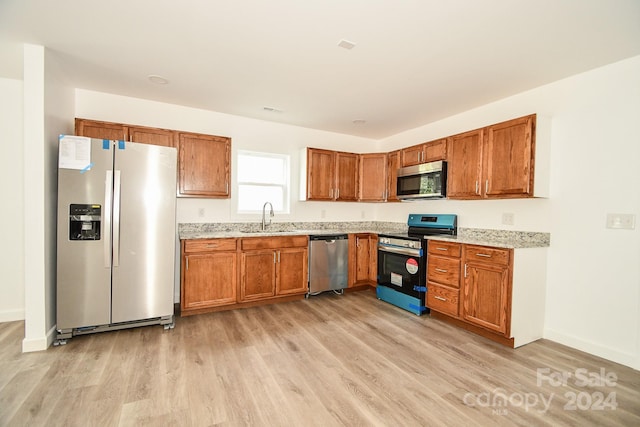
[396,160,447,200]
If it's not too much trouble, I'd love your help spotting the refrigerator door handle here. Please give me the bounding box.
[113,170,121,267]
[104,170,113,268]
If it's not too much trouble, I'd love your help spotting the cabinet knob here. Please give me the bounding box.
[476,253,491,258]
[434,296,447,301]
[435,268,448,273]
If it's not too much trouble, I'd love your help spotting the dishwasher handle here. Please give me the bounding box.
[309,234,348,242]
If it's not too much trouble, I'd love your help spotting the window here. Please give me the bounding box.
[237,150,290,213]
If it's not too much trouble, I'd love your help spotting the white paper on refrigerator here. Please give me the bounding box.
[59,135,92,170]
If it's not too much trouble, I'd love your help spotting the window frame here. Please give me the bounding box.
[236,149,291,215]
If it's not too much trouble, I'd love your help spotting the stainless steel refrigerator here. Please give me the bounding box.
[56,135,177,343]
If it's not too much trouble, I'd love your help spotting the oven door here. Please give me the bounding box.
[377,245,425,298]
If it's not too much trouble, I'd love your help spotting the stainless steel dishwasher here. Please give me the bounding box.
[308,234,349,296]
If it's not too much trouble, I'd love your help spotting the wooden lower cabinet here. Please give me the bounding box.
[426,240,461,317]
[239,236,309,302]
[462,254,511,334]
[181,236,308,315]
[181,239,238,314]
[348,233,378,287]
[240,249,277,301]
[427,240,547,348]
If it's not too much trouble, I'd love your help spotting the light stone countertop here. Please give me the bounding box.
[178,221,550,249]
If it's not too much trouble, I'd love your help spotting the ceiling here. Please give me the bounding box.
[1,0,639,139]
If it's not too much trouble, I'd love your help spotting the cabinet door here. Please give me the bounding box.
[386,150,401,202]
[178,133,230,197]
[240,250,276,301]
[335,152,359,201]
[401,144,424,167]
[359,153,387,202]
[423,139,447,162]
[484,115,535,198]
[462,261,510,334]
[350,234,372,286]
[128,126,176,147]
[306,148,335,200]
[368,235,378,284]
[182,252,237,309]
[276,247,308,295]
[447,129,484,199]
[75,118,126,140]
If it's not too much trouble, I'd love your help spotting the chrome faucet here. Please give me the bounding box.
[261,202,274,231]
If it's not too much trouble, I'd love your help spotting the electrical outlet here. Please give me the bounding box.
[501,213,515,225]
[361,211,366,219]
[606,213,635,230]
[320,209,326,219]
[198,208,205,218]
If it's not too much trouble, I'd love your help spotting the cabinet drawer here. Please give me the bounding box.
[184,238,237,253]
[427,240,461,257]
[465,245,510,265]
[427,282,459,317]
[241,235,309,250]
[427,256,460,288]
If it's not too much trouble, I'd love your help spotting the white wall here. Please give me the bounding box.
[21,45,74,352]
[378,56,640,370]
[0,77,25,322]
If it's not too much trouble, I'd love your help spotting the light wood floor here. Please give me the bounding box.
[1,290,639,426]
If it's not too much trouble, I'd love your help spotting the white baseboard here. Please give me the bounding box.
[22,324,57,352]
[544,328,638,371]
[0,309,25,323]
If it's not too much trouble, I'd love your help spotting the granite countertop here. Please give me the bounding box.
[179,221,550,249]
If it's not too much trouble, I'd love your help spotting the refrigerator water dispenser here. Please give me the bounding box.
[69,204,101,240]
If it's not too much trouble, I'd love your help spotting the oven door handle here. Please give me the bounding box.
[378,245,423,257]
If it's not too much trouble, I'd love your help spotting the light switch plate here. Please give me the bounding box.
[502,213,515,225]
[606,213,635,230]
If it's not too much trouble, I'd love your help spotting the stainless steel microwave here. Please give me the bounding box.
[396,160,447,200]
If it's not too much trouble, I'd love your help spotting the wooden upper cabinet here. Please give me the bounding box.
[401,139,447,167]
[305,148,358,201]
[178,132,231,198]
[75,118,232,199]
[484,115,535,198]
[306,148,336,200]
[447,114,536,200]
[75,119,176,147]
[75,118,126,140]
[359,153,387,202]
[335,151,359,201]
[446,128,484,199]
[386,150,401,202]
[128,126,176,147]
[401,144,424,167]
